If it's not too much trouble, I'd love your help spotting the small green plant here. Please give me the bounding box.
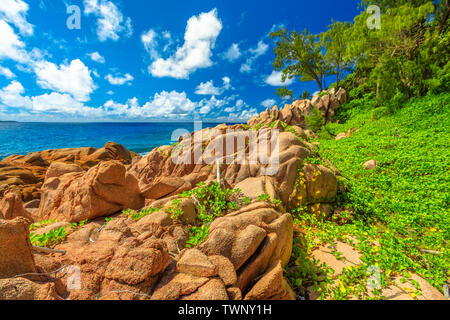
[257,193,271,202]
[181,181,241,248]
[103,217,113,226]
[305,107,325,132]
[165,199,184,220]
[122,207,159,221]
[30,219,57,231]
[273,198,283,207]
[302,90,311,100]
[69,219,88,229]
[30,227,68,248]
[371,107,391,121]
[186,224,210,248]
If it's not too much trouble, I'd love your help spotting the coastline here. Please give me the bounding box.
[0,121,240,162]
[1,89,447,301]
[0,93,328,300]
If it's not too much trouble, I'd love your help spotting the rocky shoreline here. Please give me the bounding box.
[0,88,346,300]
[2,88,444,301]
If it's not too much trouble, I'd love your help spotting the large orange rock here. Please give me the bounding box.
[289,163,338,208]
[130,129,312,206]
[83,141,132,166]
[104,238,169,285]
[46,215,175,300]
[0,278,61,300]
[248,88,347,129]
[0,217,37,279]
[244,261,295,300]
[37,161,144,222]
[199,202,293,296]
[176,249,218,277]
[45,162,83,180]
[0,164,38,186]
[0,190,31,220]
[0,142,135,202]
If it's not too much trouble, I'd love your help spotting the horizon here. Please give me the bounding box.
[0,120,241,124]
[0,0,361,123]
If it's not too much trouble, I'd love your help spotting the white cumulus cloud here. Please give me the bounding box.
[103,91,197,119]
[261,98,276,108]
[141,29,159,60]
[0,0,33,35]
[0,80,31,108]
[195,76,232,95]
[33,59,96,102]
[221,43,241,62]
[105,73,134,85]
[264,70,294,86]
[0,66,15,78]
[142,29,174,60]
[84,0,133,41]
[88,51,105,63]
[0,20,29,63]
[240,40,269,73]
[149,9,222,79]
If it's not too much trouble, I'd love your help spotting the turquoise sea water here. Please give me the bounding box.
[0,122,233,160]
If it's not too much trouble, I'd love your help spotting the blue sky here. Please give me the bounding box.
[0,0,361,122]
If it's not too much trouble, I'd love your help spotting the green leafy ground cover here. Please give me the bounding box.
[29,219,88,247]
[287,93,449,299]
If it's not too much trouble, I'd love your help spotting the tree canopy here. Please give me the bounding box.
[270,0,450,106]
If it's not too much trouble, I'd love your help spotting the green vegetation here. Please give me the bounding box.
[29,218,89,248]
[69,219,88,229]
[29,219,57,231]
[271,29,329,93]
[271,1,449,104]
[30,227,68,248]
[122,207,159,221]
[123,181,244,248]
[302,90,311,100]
[287,93,450,299]
[270,0,449,298]
[304,107,325,132]
[103,217,113,226]
[257,193,271,202]
[180,181,241,248]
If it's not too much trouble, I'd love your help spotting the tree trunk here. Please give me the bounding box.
[336,64,341,89]
[315,78,323,92]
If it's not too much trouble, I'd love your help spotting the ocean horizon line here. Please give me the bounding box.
[0,120,243,124]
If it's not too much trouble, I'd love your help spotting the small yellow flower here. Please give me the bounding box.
[339,282,346,293]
